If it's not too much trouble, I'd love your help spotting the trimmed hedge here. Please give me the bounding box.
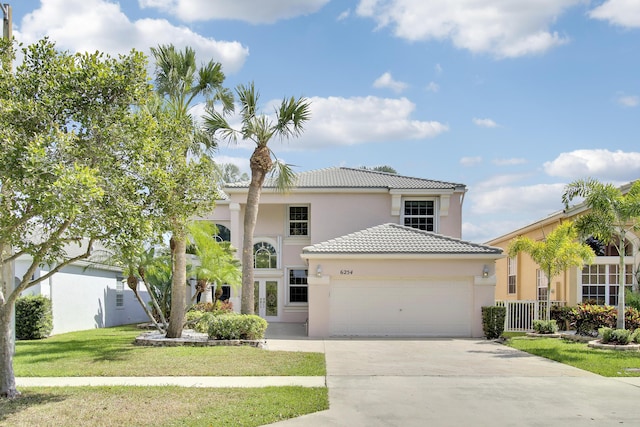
[482,306,506,339]
[208,314,267,340]
[15,295,53,340]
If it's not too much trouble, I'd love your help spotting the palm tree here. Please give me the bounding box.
[151,44,233,337]
[203,82,311,314]
[563,178,640,329]
[508,221,594,321]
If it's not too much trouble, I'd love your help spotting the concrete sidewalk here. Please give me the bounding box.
[16,376,325,388]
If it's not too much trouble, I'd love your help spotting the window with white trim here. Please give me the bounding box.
[288,268,308,304]
[536,269,548,301]
[402,199,435,231]
[507,257,517,294]
[288,206,309,237]
[581,263,633,306]
[254,241,277,269]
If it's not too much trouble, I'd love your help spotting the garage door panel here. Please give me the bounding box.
[330,280,471,337]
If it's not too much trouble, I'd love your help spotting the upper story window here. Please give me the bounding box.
[402,200,435,231]
[507,257,517,294]
[254,241,277,269]
[288,205,309,237]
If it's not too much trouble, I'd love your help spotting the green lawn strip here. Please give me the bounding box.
[506,336,640,377]
[0,386,329,427]
[14,325,325,377]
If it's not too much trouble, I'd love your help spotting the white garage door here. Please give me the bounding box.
[330,279,472,337]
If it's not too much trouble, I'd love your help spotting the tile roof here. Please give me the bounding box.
[226,167,465,191]
[302,223,503,255]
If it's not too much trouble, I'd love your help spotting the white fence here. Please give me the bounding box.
[496,300,566,332]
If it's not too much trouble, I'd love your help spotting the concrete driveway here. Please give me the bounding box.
[266,328,640,426]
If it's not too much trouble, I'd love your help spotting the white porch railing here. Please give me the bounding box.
[495,300,567,332]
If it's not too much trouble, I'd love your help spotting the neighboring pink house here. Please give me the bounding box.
[203,167,502,337]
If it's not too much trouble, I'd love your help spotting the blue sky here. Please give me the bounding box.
[10,0,640,243]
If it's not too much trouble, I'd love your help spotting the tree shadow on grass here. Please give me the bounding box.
[16,335,137,365]
[0,391,67,422]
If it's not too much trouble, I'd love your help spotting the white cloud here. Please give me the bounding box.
[337,9,351,21]
[18,0,248,73]
[473,118,498,128]
[460,156,482,167]
[425,81,439,92]
[617,94,639,107]
[469,182,566,216]
[589,0,640,28]
[206,95,447,151]
[356,0,580,58]
[373,72,408,93]
[139,0,330,24]
[435,63,443,74]
[543,149,640,181]
[493,158,526,166]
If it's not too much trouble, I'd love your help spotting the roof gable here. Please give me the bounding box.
[302,223,502,255]
[226,167,465,191]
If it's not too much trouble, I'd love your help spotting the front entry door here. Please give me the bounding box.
[254,279,279,320]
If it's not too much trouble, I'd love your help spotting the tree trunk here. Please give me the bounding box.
[128,276,164,333]
[241,146,271,314]
[0,302,19,398]
[166,235,187,338]
[617,243,626,330]
[546,270,552,322]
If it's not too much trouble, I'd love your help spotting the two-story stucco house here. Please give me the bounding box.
[202,167,503,338]
[488,179,640,310]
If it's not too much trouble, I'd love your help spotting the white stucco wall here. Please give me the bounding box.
[15,259,150,335]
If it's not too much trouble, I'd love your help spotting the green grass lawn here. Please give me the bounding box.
[5,325,329,426]
[0,386,329,427]
[506,336,640,377]
[14,325,325,377]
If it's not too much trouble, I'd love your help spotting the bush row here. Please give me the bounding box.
[185,311,267,340]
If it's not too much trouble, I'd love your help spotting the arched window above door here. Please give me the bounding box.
[254,241,277,269]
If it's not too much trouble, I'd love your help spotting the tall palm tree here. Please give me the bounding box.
[151,44,233,337]
[562,178,640,329]
[508,221,594,321]
[203,82,311,314]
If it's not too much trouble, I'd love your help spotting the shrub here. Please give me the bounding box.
[624,307,640,331]
[15,295,53,340]
[611,329,632,345]
[599,327,631,345]
[626,289,640,311]
[550,306,573,331]
[190,300,234,315]
[533,319,558,334]
[482,306,506,339]
[598,327,613,343]
[207,314,267,340]
[631,329,640,344]
[570,304,616,337]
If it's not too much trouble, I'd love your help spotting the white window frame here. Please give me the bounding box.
[287,205,310,238]
[536,269,548,301]
[286,267,308,305]
[507,257,517,294]
[253,239,280,270]
[401,198,437,232]
[580,262,634,306]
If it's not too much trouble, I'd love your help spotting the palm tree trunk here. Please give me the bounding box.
[546,269,552,322]
[166,235,187,338]
[617,233,626,330]
[241,147,271,314]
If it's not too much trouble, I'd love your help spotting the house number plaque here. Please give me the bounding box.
[340,270,353,275]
